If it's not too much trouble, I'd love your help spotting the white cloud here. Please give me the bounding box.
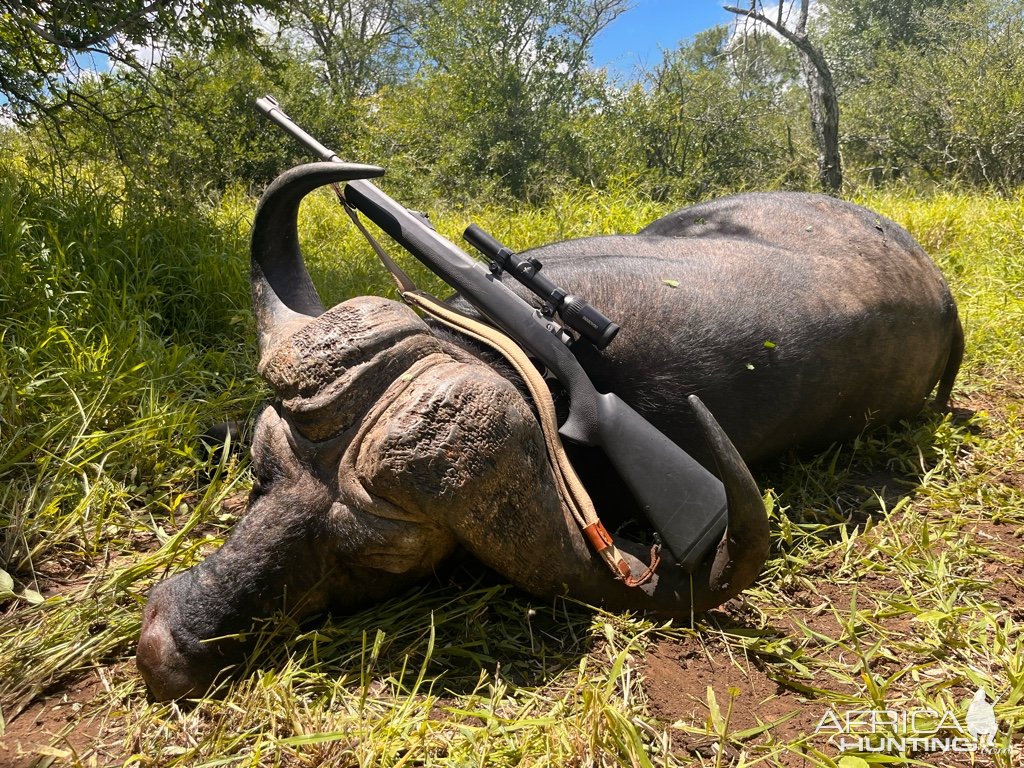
[112,36,168,71]
[252,9,280,38]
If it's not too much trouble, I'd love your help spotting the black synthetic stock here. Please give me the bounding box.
[255,98,757,572]
[560,392,727,572]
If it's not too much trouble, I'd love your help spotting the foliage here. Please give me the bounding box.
[356,22,816,204]
[29,45,352,202]
[630,25,814,200]
[726,0,844,191]
[0,0,280,118]
[25,0,639,204]
[837,0,1024,191]
[821,0,966,89]
[7,0,1024,201]
[357,0,627,203]
[281,0,420,102]
[3,0,1024,761]
[0,151,262,584]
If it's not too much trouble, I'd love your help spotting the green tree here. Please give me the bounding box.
[364,0,627,201]
[37,45,342,200]
[822,0,963,90]
[0,0,280,119]
[281,0,419,103]
[632,25,811,200]
[838,0,1024,189]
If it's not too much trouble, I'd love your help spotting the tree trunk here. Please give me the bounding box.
[724,2,843,193]
[797,40,842,192]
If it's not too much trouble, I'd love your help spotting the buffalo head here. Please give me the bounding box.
[136,163,769,700]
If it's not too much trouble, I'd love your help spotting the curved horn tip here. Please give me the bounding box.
[688,393,771,590]
[251,161,387,358]
[687,395,735,464]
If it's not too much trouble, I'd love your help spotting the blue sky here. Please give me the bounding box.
[592,0,734,77]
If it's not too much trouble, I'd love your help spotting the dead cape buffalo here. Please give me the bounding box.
[137,163,962,700]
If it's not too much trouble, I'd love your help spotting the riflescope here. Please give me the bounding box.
[463,224,620,350]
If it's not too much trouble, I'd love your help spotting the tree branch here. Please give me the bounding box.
[9,0,175,50]
[723,4,807,50]
[797,0,809,34]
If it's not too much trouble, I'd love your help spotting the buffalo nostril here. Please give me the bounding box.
[137,595,215,701]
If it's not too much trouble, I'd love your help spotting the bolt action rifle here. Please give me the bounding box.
[256,95,740,574]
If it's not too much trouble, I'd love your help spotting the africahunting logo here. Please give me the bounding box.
[813,687,1012,756]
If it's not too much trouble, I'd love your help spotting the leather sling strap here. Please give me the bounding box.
[333,185,658,586]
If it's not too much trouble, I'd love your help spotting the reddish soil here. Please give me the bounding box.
[638,381,1024,765]
[0,671,121,768]
[968,520,1024,619]
[3,390,1021,767]
[0,493,252,768]
[642,633,824,748]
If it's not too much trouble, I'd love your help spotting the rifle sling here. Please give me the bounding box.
[337,191,658,587]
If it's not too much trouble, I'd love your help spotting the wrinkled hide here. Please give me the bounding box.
[138,296,765,700]
[137,165,959,701]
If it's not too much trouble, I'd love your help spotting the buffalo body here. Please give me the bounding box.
[136,171,960,701]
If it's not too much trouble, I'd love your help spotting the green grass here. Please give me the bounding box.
[1,162,1022,766]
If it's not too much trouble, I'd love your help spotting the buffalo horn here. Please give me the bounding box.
[250,162,384,358]
[688,394,770,600]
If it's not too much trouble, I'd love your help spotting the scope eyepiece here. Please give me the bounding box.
[463,224,620,350]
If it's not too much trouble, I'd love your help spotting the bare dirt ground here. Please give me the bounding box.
[0,672,117,768]
[636,385,1024,766]
[1,392,1021,767]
